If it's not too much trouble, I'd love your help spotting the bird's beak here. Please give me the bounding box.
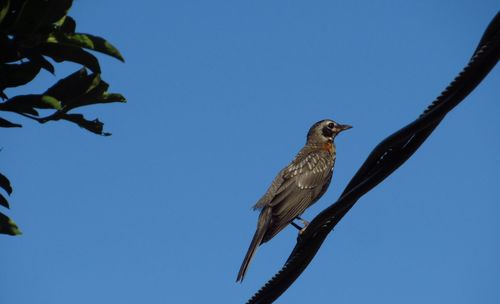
[338,124,352,132]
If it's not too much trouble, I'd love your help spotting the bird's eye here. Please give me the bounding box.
[327,122,335,129]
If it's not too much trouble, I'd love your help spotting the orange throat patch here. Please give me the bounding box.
[322,140,334,154]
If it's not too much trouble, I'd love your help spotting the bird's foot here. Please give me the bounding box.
[296,216,309,228]
[299,218,309,228]
[292,216,310,235]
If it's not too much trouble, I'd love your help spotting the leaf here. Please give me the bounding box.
[0,95,39,115]
[0,172,13,195]
[41,95,62,109]
[62,77,108,110]
[0,193,8,208]
[44,68,94,101]
[0,116,21,128]
[4,94,62,111]
[0,0,22,30]
[61,113,110,136]
[0,0,10,26]
[47,32,124,62]
[95,92,126,103]
[55,15,76,34]
[84,72,103,94]
[0,95,41,115]
[42,70,126,111]
[41,0,73,26]
[28,54,55,74]
[0,94,62,114]
[0,212,21,236]
[0,35,23,63]
[38,43,100,73]
[0,61,41,89]
[9,0,73,35]
[43,70,121,110]
[9,0,50,35]
[65,89,126,111]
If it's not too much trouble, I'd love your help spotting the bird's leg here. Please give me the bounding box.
[290,221,302,230]
[296,216,309,228]
[291,216,310,235]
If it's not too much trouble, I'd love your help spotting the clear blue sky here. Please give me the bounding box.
[2,1,499,303]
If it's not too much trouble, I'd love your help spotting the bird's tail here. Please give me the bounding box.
[236,207,272,282]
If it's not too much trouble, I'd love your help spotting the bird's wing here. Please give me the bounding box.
[286,151,334,190]
[259,150,334,241]
[270,150,333,210]
[253,150,333,210]
[252,168,288,210]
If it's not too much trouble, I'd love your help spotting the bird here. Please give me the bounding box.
[236,119,352,282]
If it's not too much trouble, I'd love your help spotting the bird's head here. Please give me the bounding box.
[306,119,352,144]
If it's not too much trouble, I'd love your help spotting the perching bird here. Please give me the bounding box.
[236,119,352,282]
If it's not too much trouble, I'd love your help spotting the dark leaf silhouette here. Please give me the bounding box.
[28,54,55,74]
[0,35,21,63]
[8,0,72,36]
[0,95,39,115]
[0,193,8,208]
[0,61,41,92]
[47,32,125,62]
[0,0,125,236]
[39,43,101,73]
[0,212,21,236]
[58,16,76,34]
[0,117,21,128]
[61,113,109,136]
[0,173,13,195]
[44,68,95,100]
[0,0,10,25]
[1,94,60,111]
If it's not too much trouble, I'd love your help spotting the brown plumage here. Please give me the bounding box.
[236,119,352,282]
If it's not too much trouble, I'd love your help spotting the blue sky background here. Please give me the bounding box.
[1,1,499,303]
